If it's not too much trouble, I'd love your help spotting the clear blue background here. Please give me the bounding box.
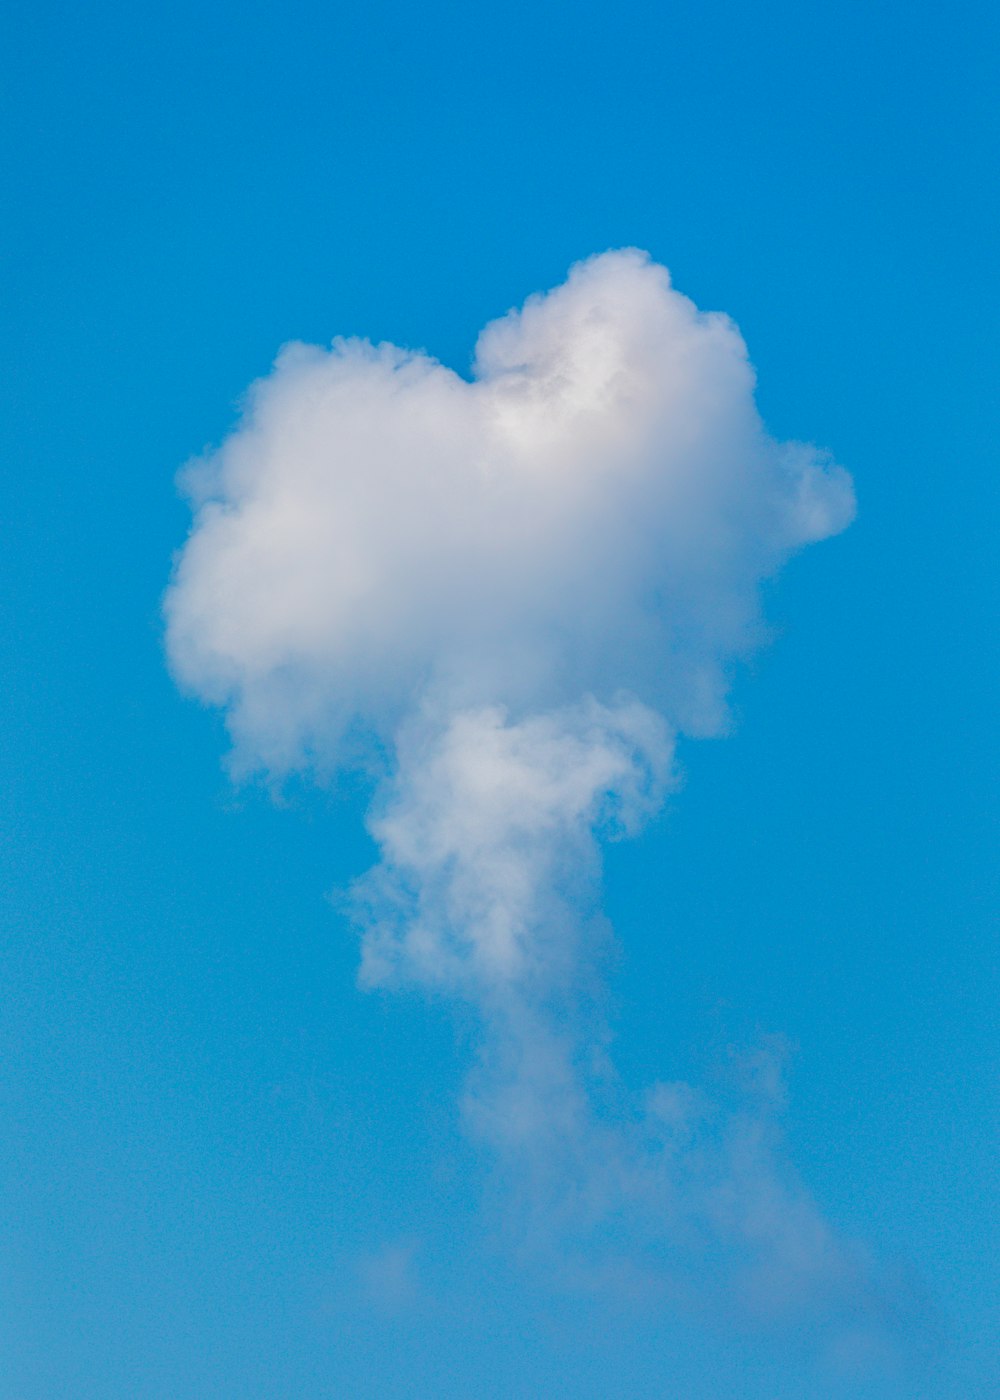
[1,1,996,1395]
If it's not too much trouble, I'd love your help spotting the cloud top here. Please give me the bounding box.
[164,249,853,775]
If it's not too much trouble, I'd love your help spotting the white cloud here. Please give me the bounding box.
[164,251,874,1334]
[356,697,671,992]
[165,249,853,774]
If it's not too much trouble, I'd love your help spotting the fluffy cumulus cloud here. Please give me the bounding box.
[165,249,852,769]
[165,251,875,1335]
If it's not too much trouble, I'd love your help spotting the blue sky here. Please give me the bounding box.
[1,1,997,1396]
